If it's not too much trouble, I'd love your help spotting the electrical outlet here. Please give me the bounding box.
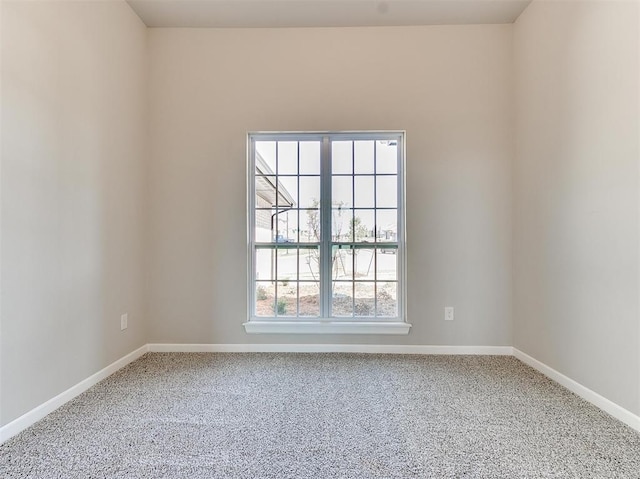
[120,313,128,331]
[445,307,454,321]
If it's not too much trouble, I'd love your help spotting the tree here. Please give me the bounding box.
[348,216,369,242]
[304,199,347,280]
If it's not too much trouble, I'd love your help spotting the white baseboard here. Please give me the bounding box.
[148,343,514,355]
[0,344,149,444]
[243,320,412,335]
[4,343,638,445]
[513,348,640,433]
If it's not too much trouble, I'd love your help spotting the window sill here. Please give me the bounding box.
[243,320,412,335]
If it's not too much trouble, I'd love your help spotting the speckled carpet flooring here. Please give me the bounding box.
[1,353,640,478]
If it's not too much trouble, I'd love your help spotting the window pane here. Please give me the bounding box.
[275,210,298,243]
[376,141,397,174]
[255,175,277,208]
[354,282,375,317]
[354,176,374,208]
[255,141,276,173]
[299,248,320,281]
[377,282,397,317]
[300,208,320,243]
[376,248,397,280]
[332,281,353,317]
[376,176,397,208]
[276,281,297,317]
[256,249,274,281]
[277,141,298,175]
[332,176,352,207]
[276,248,297,281]
[332,141,352,174]
[255,281,275,317]
[354,140,374,174]
[299,141,320,175]
[332,208,351,241]
[354,248,375,280]
[376,209,397,242]
[299,282,320,317]
[353,210,374,243]
[299,176,320,208]
[254,210,272,242]
[332,245,353,281]
[276,176,297,208]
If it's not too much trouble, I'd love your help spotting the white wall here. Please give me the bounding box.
[2,0,639,432]
[513,0,640,414]
[1,0,148,425]
[147,25,514,346]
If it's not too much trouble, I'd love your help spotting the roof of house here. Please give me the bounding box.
[255,152,296,208]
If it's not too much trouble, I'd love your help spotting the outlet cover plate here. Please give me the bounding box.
[445,307,454,321]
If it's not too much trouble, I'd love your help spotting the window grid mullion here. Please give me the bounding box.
[351,141,355,316]
[274,142,279,316]
[321,136,332,318]
[395,135,402,320]
[374,141,378,316]
[296,142,300,316]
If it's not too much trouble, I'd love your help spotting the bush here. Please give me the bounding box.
[378,290,391,301]
[256,286,268,301]
[355,302,373,316]
[276,298,287,315]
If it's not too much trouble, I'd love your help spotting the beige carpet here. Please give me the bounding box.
[1,353,640,478]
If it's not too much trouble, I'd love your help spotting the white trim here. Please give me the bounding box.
[243,320,412,335]
[148,343,513,355]
[513,348,640,433]
[248,131,407,323]
[637,0,640,420]
[4,343,638,446]
[0,0,4,449]
[0,345,149,444]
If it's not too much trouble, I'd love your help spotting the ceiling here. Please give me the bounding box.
[127,0,532,28]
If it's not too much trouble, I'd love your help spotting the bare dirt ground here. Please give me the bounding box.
[255,282,397,317]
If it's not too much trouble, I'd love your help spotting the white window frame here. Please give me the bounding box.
[244,131,410,335]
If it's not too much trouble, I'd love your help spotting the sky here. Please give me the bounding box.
[255,139,399,238]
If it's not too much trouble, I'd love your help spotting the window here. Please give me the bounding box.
[245,132,410,335]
